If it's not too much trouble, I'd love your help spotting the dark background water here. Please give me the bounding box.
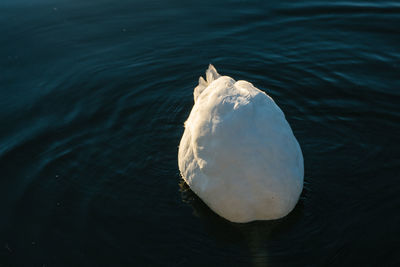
[1,0,400,266]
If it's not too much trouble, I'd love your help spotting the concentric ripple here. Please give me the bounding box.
[1,0,399,266]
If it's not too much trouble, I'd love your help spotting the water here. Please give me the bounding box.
[1,0,399,266]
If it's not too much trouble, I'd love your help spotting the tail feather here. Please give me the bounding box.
[206,64,220,83]
[193,64,221,102]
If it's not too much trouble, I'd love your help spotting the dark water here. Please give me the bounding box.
[1,0,400,266]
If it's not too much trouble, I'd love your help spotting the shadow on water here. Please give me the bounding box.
[179,180,305,266]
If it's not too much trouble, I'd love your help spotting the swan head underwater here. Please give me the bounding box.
[178,65,304,223]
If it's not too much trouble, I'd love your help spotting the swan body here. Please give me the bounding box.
[178,65,304,223]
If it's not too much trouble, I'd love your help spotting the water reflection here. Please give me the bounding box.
[179,180,305,266]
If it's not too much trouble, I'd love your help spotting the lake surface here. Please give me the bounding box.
[1,0,399,266]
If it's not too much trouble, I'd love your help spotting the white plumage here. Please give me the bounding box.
[178,65,304,223]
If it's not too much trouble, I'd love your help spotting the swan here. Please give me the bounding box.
[178,65,304,223]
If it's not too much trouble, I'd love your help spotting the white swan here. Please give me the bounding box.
[178,65,304,223]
